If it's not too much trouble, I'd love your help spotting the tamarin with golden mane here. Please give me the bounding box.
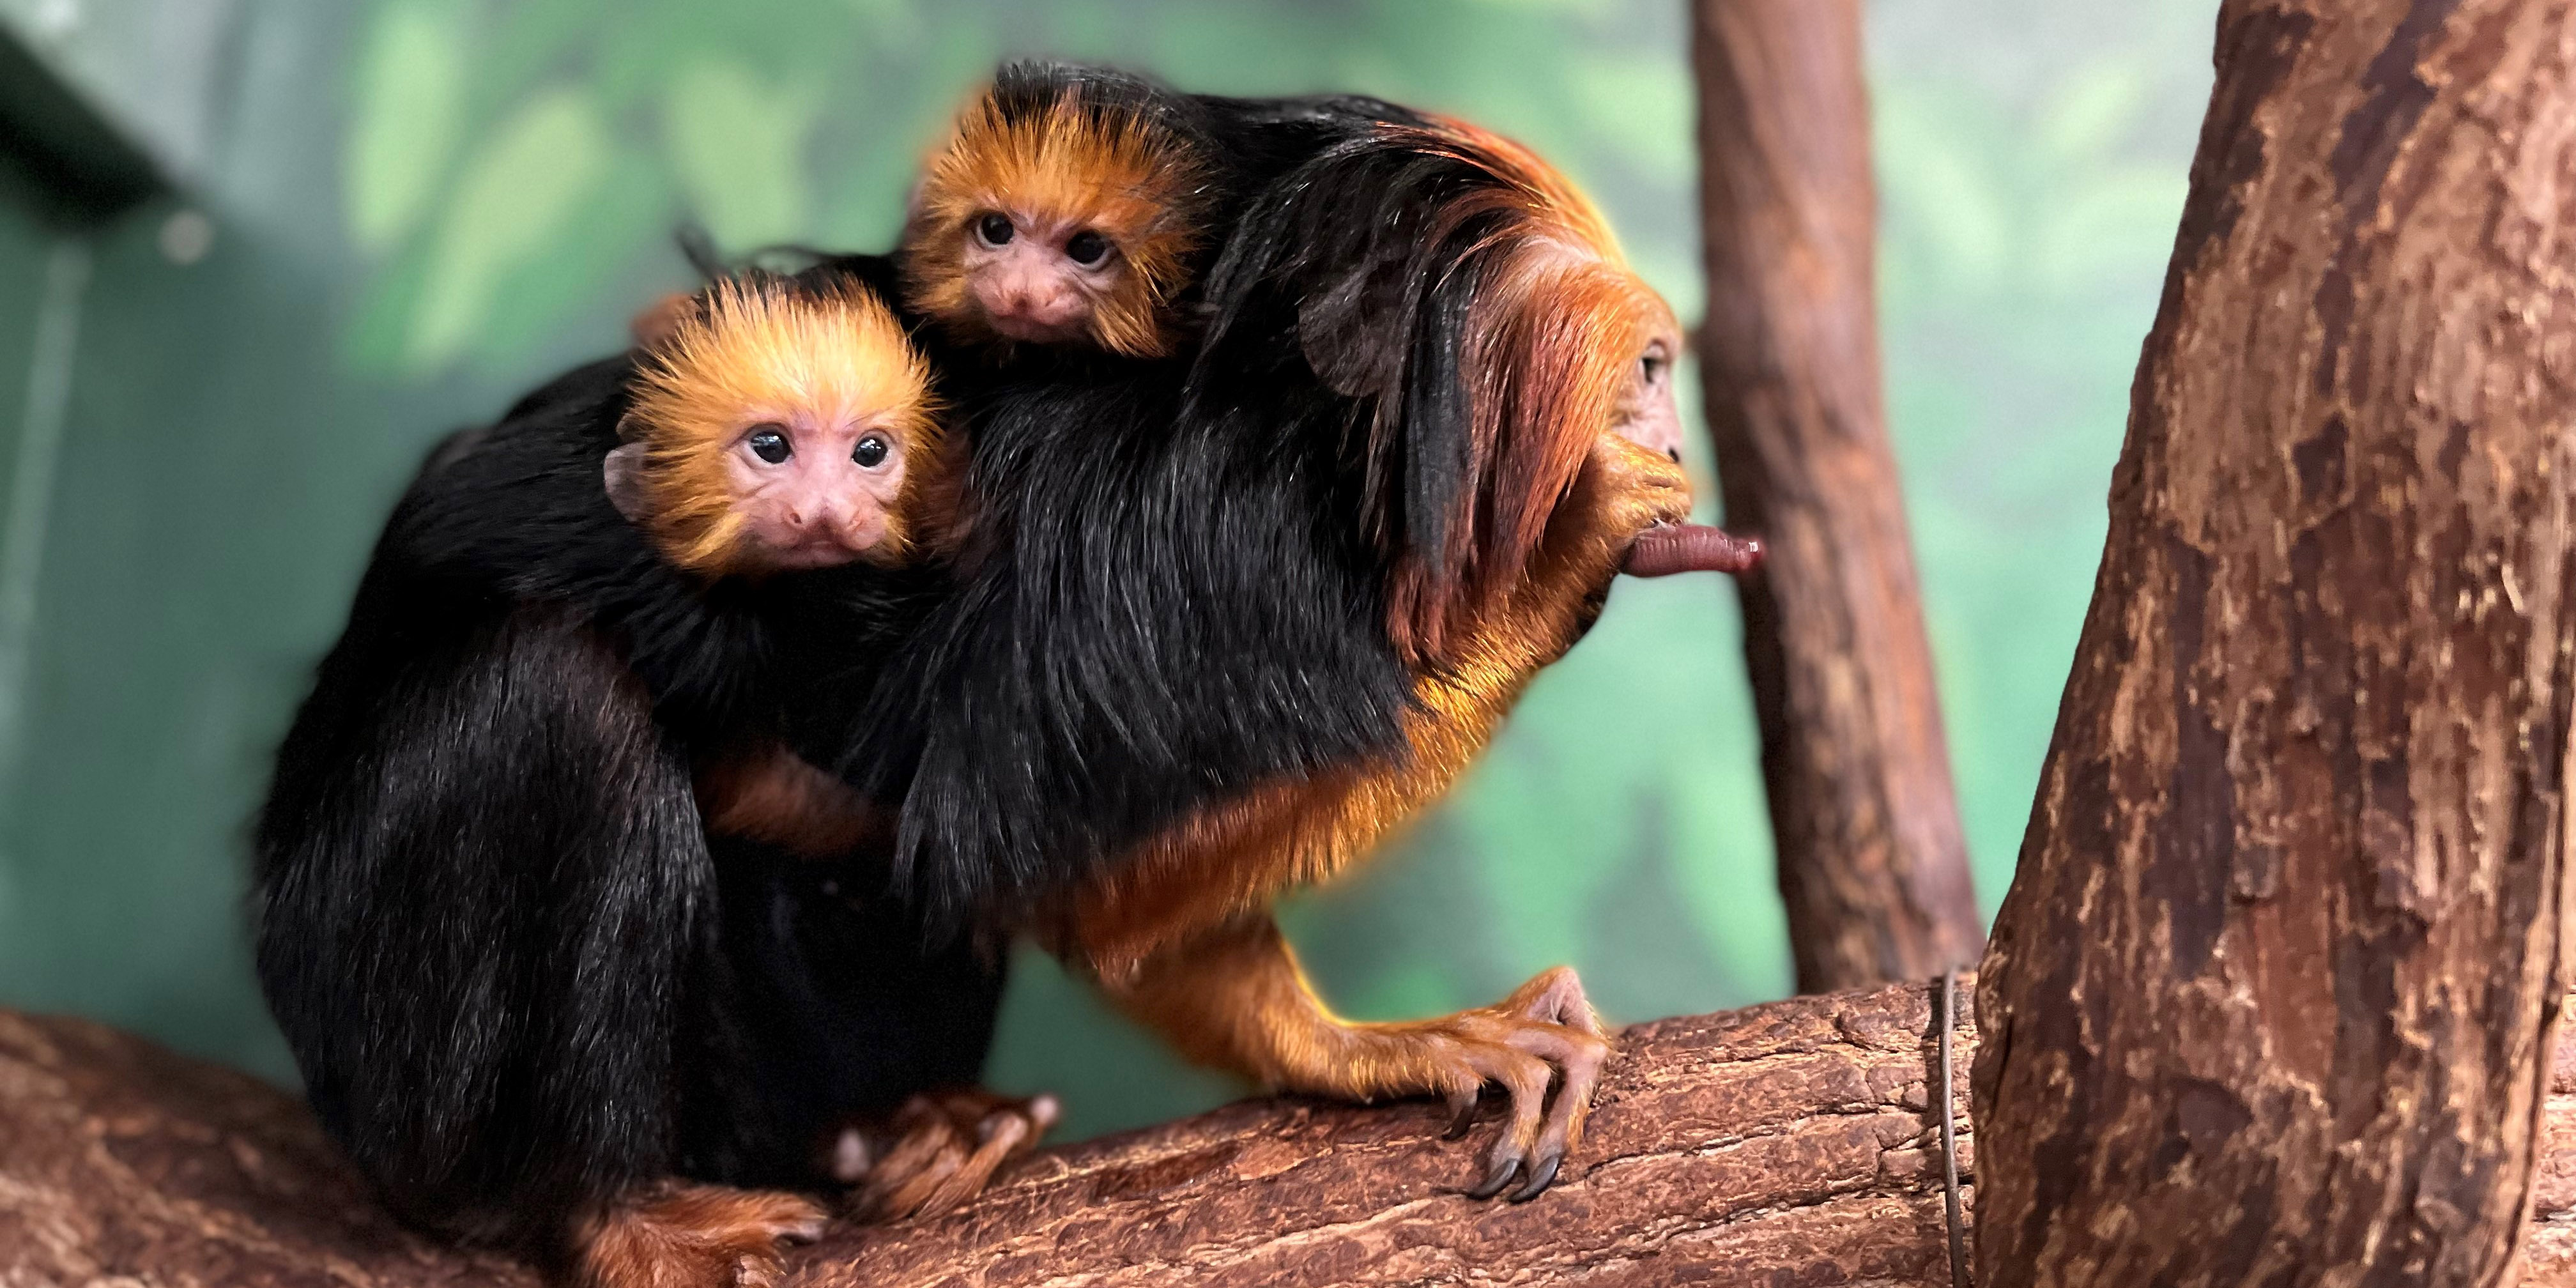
[254,270,1044,1288]
[843,117,1758,1202]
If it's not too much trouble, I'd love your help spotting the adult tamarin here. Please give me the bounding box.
[845,118,1758,1202]
[254,272,1039,1288]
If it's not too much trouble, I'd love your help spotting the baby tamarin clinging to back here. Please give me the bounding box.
[633,61,1425,364]
[892,61,1433,362]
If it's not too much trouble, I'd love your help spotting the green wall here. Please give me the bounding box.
[0,0,2220,1140]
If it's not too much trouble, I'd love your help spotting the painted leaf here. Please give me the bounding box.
[405,88,611,372]
[660,57,818,252]
[344,1,468,254]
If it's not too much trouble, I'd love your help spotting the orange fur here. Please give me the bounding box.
[1353,124,1680,666]
[622,277,940,576]
[900,83,1210,358]
[1106,916,1604,1114]
[572,1183,824,1288]
[1051,127,1687,1135]
[696,742,889,860]
[1060,434,1691,983]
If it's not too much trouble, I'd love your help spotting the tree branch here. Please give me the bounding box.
[1690,0,1984,992]
[8,988,2576,1284]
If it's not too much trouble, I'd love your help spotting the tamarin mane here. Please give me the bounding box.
[901,75,1213,358]
[620,275,940,574]
[1409,124,1675,661]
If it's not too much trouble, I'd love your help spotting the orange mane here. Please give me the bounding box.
[621,275,941,575]
[900,81,1211,358]
[1376,122,1677,664]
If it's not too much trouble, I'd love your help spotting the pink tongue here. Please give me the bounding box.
[1623,524,1765,578]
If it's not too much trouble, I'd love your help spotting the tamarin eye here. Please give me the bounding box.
[1639,351,1669,383]
[852,435,889,469]
[974,213,1016,248]
[746,427,792,464]
[1062,230,1110,266]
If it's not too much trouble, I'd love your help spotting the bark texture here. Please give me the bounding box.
[19,994,2576,1285]
[1972,3,2576,1285]
[1690,0,1984,993]
[0,990,1979,1287]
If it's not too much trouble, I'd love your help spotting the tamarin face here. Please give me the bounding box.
[951,206,1126,346]
[900,75,1209,358]
[1613,332,1686,466]
[610,275,942,576]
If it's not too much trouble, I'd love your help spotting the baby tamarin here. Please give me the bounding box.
[893,60,1426,361]
[633,61,1423,365]
[255,270,1040,1288]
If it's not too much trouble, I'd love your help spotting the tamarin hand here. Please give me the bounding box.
[1406,968,1613,1201]
[829,1087,1061,1222]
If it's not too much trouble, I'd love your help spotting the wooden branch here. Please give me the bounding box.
[10,990,2576,1285]
[1689,0,1983,993]
[1972,3,2576,1285]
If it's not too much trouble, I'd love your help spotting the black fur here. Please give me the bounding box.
[840,93,1565,933]
[252,309,981,1259]
[841,362,1418,929]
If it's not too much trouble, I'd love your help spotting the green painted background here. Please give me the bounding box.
[0,0,2218,1140]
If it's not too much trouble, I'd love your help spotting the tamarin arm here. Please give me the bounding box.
[1094,913,1610,1200]
[695,742,889,859]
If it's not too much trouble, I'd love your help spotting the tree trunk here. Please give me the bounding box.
[1690,0,1984,993]
[1972,3,2576,1285]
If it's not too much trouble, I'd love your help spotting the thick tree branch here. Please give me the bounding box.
[1972,2,2576,1284]
[1690,0,1983,992]
[9,990,2576,1284]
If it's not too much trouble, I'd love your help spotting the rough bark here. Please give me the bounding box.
[19,993,2576,1285]
[1690,0,1984,993]
[0,990,1980,1287]
[1972,3,2576,1286]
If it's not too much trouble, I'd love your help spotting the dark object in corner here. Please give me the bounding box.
[0,26,160,222]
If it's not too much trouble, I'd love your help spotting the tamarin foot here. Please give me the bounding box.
[573,1183,827,1288]
[835,1087,1060,1222]
[1384,966,1611,1202]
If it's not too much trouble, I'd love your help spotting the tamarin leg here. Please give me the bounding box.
[257,611,713,1246]
[686,838,1041,1218]
[1098,914,1610,1202]
[258,611,834,1284]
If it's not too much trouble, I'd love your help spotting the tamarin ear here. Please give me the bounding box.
[603,441,652,526]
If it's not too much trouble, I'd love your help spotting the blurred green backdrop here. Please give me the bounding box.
[0,0,2218,1140]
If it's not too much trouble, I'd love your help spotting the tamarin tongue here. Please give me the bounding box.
[1623,523,1765,578]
